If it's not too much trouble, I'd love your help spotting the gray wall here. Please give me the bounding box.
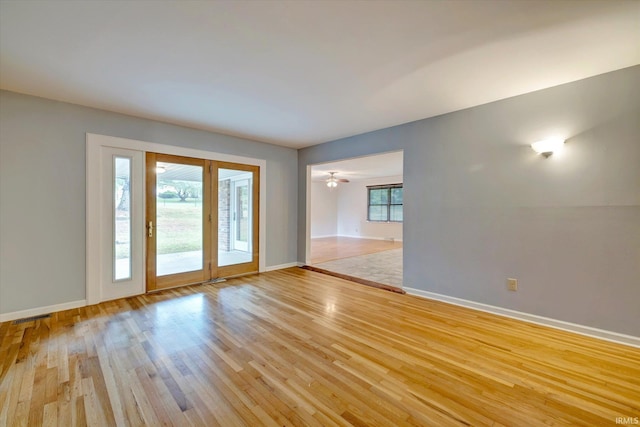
[299,66,640,336]
[0,91,298,314]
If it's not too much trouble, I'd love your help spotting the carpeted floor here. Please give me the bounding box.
[313,248,403,287]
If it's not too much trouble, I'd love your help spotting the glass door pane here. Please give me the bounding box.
[214,161,259,278]
[218,169,253,267]
[156,162,204,276]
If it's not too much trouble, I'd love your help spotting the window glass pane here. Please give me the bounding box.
[156,162,203,276]
[391,187,403,204]
[114,157,131,281]
[369,188,388,205]
[390,205,403,222]
[368,185,403,222]
[368,205,387,221]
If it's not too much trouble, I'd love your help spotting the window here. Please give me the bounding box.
[367,184,403,222]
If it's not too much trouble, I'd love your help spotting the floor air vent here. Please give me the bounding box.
[13,313,51,324]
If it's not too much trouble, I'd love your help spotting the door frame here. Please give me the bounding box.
[86,133,267,305]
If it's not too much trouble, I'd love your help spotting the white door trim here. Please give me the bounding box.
[86,133,267,305]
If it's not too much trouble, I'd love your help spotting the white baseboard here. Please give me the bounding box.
[0,300,87,323]
[310,234,337,239]
[309,234,404,242]
[265,262,303,272]
[337,234,403,242]
[404,288,640,349]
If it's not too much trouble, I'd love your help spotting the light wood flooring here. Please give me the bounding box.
[1,268,639,426]
[310,236,402,264]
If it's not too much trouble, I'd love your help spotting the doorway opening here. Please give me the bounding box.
[307,151,404,289]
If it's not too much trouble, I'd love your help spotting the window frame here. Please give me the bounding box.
[367,183,403,223]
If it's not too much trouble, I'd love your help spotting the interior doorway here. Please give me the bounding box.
[307,151,404,289]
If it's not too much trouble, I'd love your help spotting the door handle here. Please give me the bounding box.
[148,221,153,238]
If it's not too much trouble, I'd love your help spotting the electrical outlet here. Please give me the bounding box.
[507,278,518,291]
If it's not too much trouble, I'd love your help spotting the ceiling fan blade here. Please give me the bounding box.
[325,172,349,183]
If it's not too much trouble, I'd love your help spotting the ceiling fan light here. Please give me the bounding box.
[327,180,337,188]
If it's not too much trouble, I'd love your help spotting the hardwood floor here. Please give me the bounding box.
[1,267,638,426]
[310,236,402,264]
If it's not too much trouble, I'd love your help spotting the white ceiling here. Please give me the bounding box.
[311,151,403,182]
[1,1,638,148]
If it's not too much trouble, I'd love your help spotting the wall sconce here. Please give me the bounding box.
[531,137,565,157]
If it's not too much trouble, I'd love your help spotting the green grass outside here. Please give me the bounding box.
[115,198,202,259]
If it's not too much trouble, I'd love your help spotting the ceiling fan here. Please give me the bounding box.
[326,172,349,188]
